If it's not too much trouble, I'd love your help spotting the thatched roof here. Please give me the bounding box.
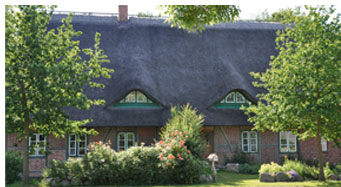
[49,14,285,127]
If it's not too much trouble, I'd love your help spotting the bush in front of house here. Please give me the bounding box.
[257,158,341,182]
[43,139,208,185]
[6,151,23,184]
[160,104,205,158]
[225,148,254,165]
[238,163,261,174]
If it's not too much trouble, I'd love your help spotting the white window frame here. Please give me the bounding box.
[225,92,235,103]
[321,138,327,152]
[280,131,297,153]
[235,92,246,103]
[241,131,258,153]
[117,132,135,151]
[136,91,147,103]
[68,134,87,157]
[29,134,46,156]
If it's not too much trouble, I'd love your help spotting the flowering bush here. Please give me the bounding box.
[156,129,208,184]
[43,137,209,185]
[160,104,205,158]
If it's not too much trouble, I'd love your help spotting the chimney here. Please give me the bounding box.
[118,5,128,22]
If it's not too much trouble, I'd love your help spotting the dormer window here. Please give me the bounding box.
[215,91,250,109]
[113,90,159,108]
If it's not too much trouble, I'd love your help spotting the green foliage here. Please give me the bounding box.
[5,5,113,138]
[243,5,341,144]
[160,104,205,158]
[137,11,154,17]
[238,164,260,174]
[43,137,208,185]
[259,159,321,179]
[159,5,240,32]
[259,162,282,175]
[6,151,23,184]
[226,149,254,164]
[255,7,302,23]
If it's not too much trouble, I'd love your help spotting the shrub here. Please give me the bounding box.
[238,163,260,174]
[160,104,205,158]
[281,159,318,179]
[5,151,23,184]
[226,149,254,164]
[259,162,282,175]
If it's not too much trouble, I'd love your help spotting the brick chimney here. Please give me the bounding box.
[118,5,128,22]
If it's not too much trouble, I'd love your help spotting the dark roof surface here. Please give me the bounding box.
[49,14,285,127]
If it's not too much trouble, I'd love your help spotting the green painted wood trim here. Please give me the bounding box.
[103,127,113,143]
[258,132,261,164]
[113,102,159,108]
[214,103,249,109]
[218,127,232,152]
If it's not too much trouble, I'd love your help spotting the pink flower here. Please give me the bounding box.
[168,162,172,166]
[185,136,188,139]
[179,132,183,136]
[175,130,179,134]
[168,154,175,160]
[159,140,164,145]
[171,133,175,137]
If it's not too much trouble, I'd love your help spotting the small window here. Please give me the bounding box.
[69,134,87,157]
[215,91,250,108]
[321,138,327,152]
[113,90,159,108]
[236,92,246,103]
[117,132,135,151]
[225,92,235,103]
[242,131,258,153]
[29,134,46,156]
[280,131,297,153]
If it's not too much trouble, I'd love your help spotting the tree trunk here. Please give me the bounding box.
[21,81,30,185]
[23,115,30,185]
[317,118,325,181]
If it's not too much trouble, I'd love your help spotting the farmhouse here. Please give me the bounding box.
[6,6,341,176]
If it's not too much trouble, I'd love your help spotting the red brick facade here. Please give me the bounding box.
[6,126,341,176]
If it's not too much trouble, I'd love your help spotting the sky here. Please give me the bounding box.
[54,3,340,20]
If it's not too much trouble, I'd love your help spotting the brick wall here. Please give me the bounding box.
[6,126,341,176]
[299,137,341,165]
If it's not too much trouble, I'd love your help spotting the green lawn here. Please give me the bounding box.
[7,171,341,187]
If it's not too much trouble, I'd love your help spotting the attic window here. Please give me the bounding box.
[113,90,159,108]
[215,91,250,109]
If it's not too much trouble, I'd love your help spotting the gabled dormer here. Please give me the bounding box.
[113,90,159,108]
[214,91,250,109]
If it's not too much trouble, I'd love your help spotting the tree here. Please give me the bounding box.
[159,5,240,32]
[255,7,302,23]
[242,6,341,181]
[5,5,114,184]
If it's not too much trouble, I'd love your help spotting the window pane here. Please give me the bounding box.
[70,148,75,155]
[281,145,288,152]
[128,133,134,140]
[226,93,234,103]
[242,132,248,138]
[251,145,257,152]
[39,135,45,141]
[281,139,287,145]
[79,148,85,156]
[120,99,124,103]
[126,92,136,103]
[147,99,152,103]
[70,135,76,141]
[79,142,85,148]
[31,135,36,141]
[243,145,248,152]
[38,146,45,155]
[128,140,133,147]
[289,144,296,152]
[119,133,125,140]
[236,92,245,103]
[250,132,256,139]
[250,139,256,145]
[70,142,75,148]
[119,141,124,146]
[243,139,248,145]
[137,91,147,103]
[321,138,327,151]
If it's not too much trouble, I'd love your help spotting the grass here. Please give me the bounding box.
[6,171,341,187]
